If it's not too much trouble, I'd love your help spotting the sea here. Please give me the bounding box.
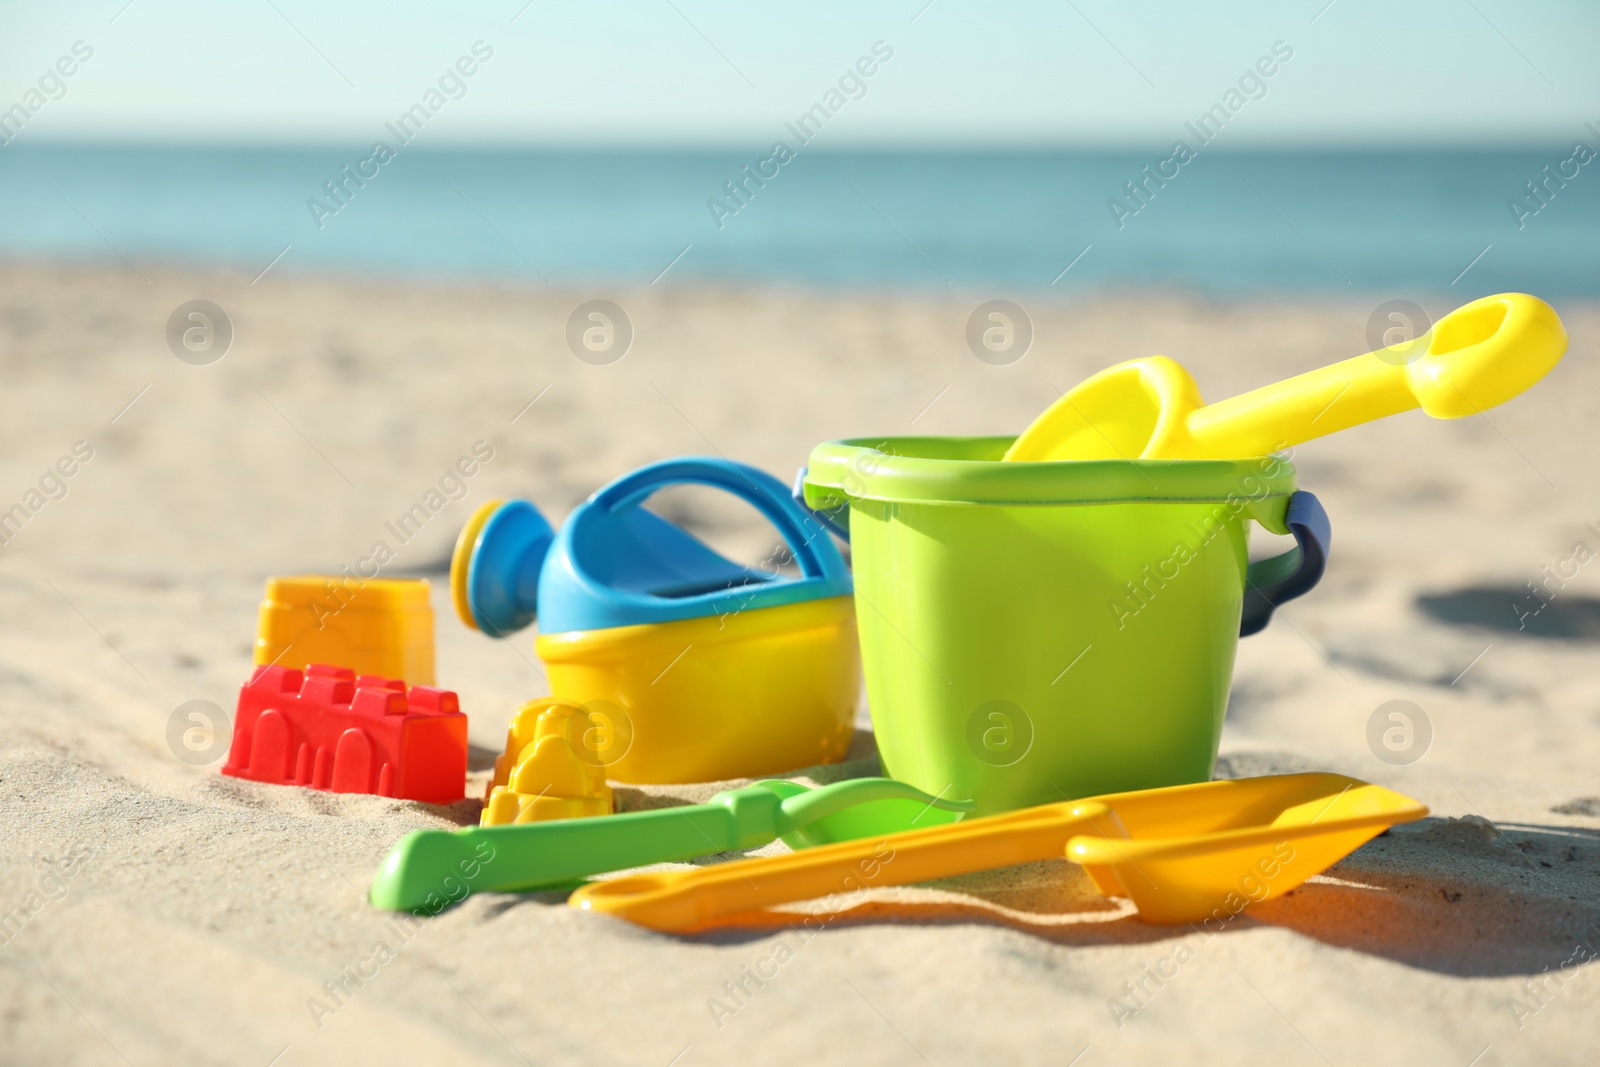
[0,144,1595,296]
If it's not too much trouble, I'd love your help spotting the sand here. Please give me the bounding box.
[0,262,1597,1066]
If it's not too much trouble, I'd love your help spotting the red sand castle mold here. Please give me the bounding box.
[222,664,467,804]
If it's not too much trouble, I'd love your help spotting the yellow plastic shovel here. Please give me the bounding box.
[568,773,1426,932]
[1005,292,1566,461]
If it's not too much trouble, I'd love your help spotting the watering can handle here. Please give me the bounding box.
[1240,491,1330,638]
[590,457,847,583]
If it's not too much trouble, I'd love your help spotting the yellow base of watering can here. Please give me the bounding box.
[454,457,859,787]
[537,596,859,784]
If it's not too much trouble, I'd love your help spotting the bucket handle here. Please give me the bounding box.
[1240,490,1330,637]
[591,457,848,584]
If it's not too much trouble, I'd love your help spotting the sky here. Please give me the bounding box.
[1,0,1597,147]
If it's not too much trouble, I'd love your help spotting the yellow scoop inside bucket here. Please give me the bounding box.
[1006,292,1566,461]
[568,773,1427,932]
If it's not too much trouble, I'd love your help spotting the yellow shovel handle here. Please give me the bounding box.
[569,800,1113,932]
[1182,293,1566,459]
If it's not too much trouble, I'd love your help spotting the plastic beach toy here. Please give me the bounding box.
[568,772,1427,932]
[452,457,859,784]
[223,664,467,804]
[370,777,972,912]
[255,576,435,684]
[1006,292,1567,461]
[480,697,617,825]
[802,439,1329,815]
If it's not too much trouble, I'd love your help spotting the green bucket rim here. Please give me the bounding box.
[804,435,1297,517]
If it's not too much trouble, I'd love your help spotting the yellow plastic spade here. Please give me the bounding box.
[1005,292,1566,461]
[568,773,1427,932]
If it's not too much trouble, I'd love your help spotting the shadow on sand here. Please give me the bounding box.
[1416,585,1600,641]
[664,818,1600,978]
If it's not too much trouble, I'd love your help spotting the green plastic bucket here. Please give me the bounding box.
[801,436,1329,817]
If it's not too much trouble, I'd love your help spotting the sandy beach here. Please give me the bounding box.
[1,261,1597,1066]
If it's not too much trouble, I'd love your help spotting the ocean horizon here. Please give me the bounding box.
[1,144,1595,296]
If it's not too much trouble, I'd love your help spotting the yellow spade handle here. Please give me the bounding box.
[569,800,1114,932]
[1178,293,1567,459]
